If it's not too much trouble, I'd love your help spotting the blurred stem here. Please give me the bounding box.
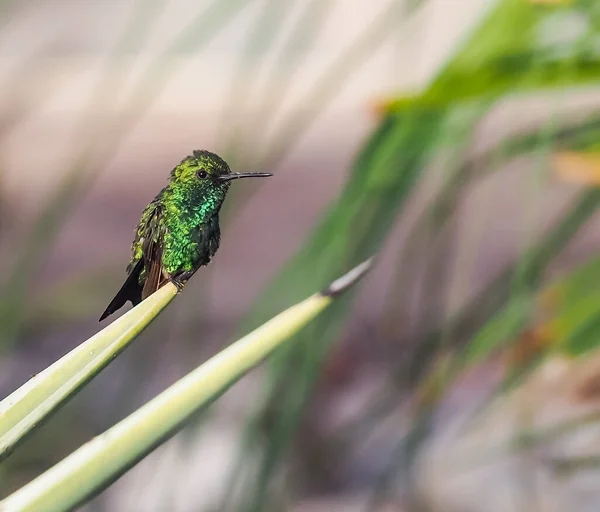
[547,455,600,475]
[115,0,257,136]
[0,45,69,139]
[425,113,600,236]
[378,108,600,375]
[404,187,600,415]
[243,0,334,163]
[218,0,295,162]
[338,170,600,449]
[383,109,600,347]
[255,0,406,170]
[460,406,600,469]
[366,408,434,512]
[222,0,409,231]
[408,187,600,386]
[379,104,488,345]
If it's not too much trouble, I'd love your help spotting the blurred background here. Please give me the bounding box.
[2,0,600,510]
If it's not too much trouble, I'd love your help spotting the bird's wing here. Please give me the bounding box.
[99,199,168,322]
[140,202,168,300]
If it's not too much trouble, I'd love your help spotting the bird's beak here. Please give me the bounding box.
[218,172,273,182]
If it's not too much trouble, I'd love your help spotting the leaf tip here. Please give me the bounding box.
[321,257,374,298]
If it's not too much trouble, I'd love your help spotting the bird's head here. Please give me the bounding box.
[169,149,272,205]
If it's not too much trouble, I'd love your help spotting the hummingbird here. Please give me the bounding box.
[99,150,272,321]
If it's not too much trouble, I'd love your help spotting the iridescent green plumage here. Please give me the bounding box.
[100,150,271,321]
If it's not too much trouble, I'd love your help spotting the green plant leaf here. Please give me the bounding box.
[464,294,535,364]
[532,254,600,355]
[0,259,371,512]
[383,0,600,111]
[0,284,178,463]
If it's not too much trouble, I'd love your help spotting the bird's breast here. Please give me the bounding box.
[162,212,220,274]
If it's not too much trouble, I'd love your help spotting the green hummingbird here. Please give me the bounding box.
[99,150,272,321]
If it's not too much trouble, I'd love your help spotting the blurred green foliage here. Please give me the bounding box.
[226,0,600,509]
[2,0,600,509]
[387,0,600,109]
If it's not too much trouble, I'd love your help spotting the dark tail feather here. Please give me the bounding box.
[99,260,144,322]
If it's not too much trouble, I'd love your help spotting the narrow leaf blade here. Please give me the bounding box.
[0,260,371,512]
[0,284,178,461]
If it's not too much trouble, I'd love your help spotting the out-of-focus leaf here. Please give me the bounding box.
[382,0,600,112]
[542,254,600,308]
[502,327,552,369]
[466,252,600,366]
[218,0,295,158]
[245,0,335,155]
[530,0,573,4]
[415,352,454,406]
[232,107,446,512]
[465,294,535,364]
[254,0,408,170]
[555,293,600,355]
[12,268,121,333]
[409,187,600,386]
[534,254,600,355]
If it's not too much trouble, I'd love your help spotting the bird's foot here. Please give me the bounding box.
[170,277,186,293]
[170,271,194,293]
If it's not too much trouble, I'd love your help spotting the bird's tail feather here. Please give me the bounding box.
[99,260,144,321]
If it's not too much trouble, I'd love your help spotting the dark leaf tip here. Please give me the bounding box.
[321,258,374,298]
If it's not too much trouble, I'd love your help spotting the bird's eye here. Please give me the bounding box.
[197,170,208,179]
